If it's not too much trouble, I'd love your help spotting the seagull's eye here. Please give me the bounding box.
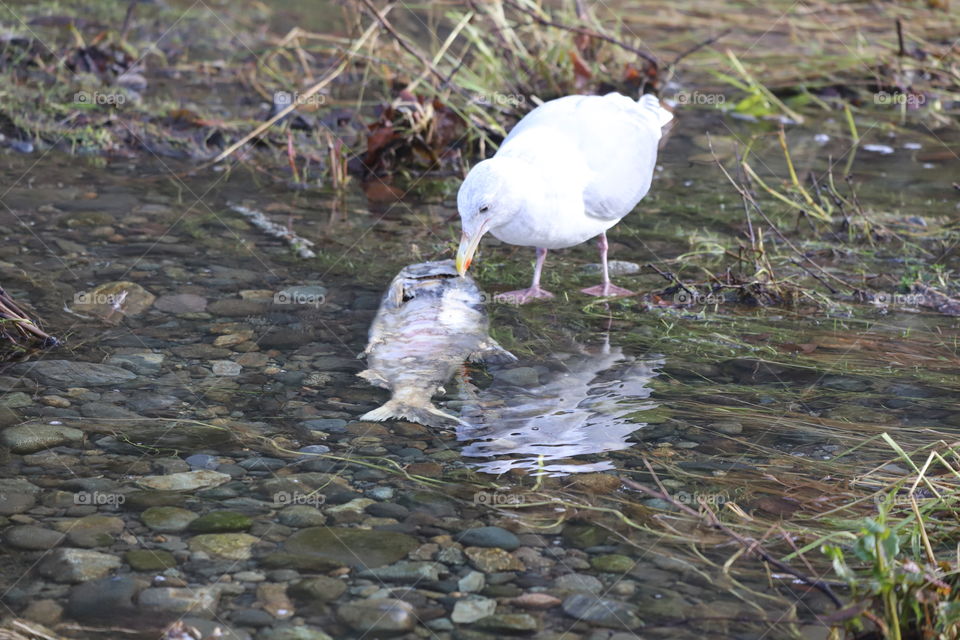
[479,205,489,213]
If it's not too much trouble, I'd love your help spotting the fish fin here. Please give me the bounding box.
[469,339,518,364]
[638,93,673,127]
[386,278,406,309]
[360,399,465,427]
[357,369,390,389]
[362,337,385,356]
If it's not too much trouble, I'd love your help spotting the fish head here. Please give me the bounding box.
[385,260,463,308]
[456,157,529,275]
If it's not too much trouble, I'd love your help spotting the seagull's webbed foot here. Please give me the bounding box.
[583,232,635,298]
[581,283,635,298]
[497,286,555,305]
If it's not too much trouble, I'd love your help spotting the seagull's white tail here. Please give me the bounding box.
[361,399,465,426]
[638,94,674,128]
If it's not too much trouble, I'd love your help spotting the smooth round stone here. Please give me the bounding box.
[641,498,677,511]
[22,599,63,626]
[367,486,394,501]
[819,375,872,392]
[581,260,640,275]
[590,554,635,573]
[217,463,247,478]
[259,625,332,640]
[138,586,220,617]
[554,573,604,594]
[399,491,457,517]
[106,352,165,375]
[180,617,251,640]
[0,491,37,515]
[239,457,286,471]
[475,613,541,632]
[188,533,258,560]
[363,502,409,520]
[451,596,497,623]
[1,423,84,453]
[494,367,540,386]
[137,470,231,492]
[457,526,521,551]
[358,561,442,582]
[66,576,142,622]
[458,571,485,593]
[561,593,643,629]
[233,570,266,582]
[11,360,137,387]
[267,569,300,582]
[126,549,177,571]
[58,515,125,547]
[155,293,208,314]
[185,454,220,470]
[426,618,454,631]
[711,420,743,435]
[278,505,327,528]
[187,510,253,533]
[4,525,65,550]
[291,576,347,602]
[38,548,122,583]
[142,506,199,533]
[337,599,416,634]
[464,547,524,572]
[153,458,191,475]
[230,608,274,627]
[298,459,338,473]
[211,360,242,377]
[562,523,609,548]
[301,418,347,432]
[72,281,155,318]
[284,527,418,568]
[297,445,330,455]
[0,391,32,408]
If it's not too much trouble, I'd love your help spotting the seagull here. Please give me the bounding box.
[455,93,672,302]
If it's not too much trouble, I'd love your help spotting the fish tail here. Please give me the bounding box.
[361,399,465,427]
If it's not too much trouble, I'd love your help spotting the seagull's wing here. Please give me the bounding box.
[501,94,668,222]
[579,94,667,221]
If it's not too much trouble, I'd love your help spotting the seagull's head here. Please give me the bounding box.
[455,157,528,276]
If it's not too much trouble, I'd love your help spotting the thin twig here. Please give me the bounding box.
[668,28,733,70]
[501,0,658,66]
[358,0,458,88]
[646,263,695,296]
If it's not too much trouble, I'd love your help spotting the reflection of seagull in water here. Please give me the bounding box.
[457,336,662,476]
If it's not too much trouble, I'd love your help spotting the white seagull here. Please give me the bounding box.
[455,92,672,302]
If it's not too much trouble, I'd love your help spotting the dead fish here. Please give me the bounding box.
[359,259,515,426]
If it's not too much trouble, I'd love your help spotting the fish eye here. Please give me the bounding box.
[479,205,489,213]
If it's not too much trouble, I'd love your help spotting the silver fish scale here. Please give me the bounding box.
[357,260,515,426]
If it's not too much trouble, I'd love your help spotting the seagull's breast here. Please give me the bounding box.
[490,204,617,249]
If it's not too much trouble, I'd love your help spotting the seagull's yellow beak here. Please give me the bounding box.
[456,231,480,276]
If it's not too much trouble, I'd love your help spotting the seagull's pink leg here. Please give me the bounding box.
[497,247,555,304]
[581,232,635,297]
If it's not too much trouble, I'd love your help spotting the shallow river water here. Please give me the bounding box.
[0,91,958,640]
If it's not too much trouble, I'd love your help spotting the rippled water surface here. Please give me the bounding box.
[0,75,958,640]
